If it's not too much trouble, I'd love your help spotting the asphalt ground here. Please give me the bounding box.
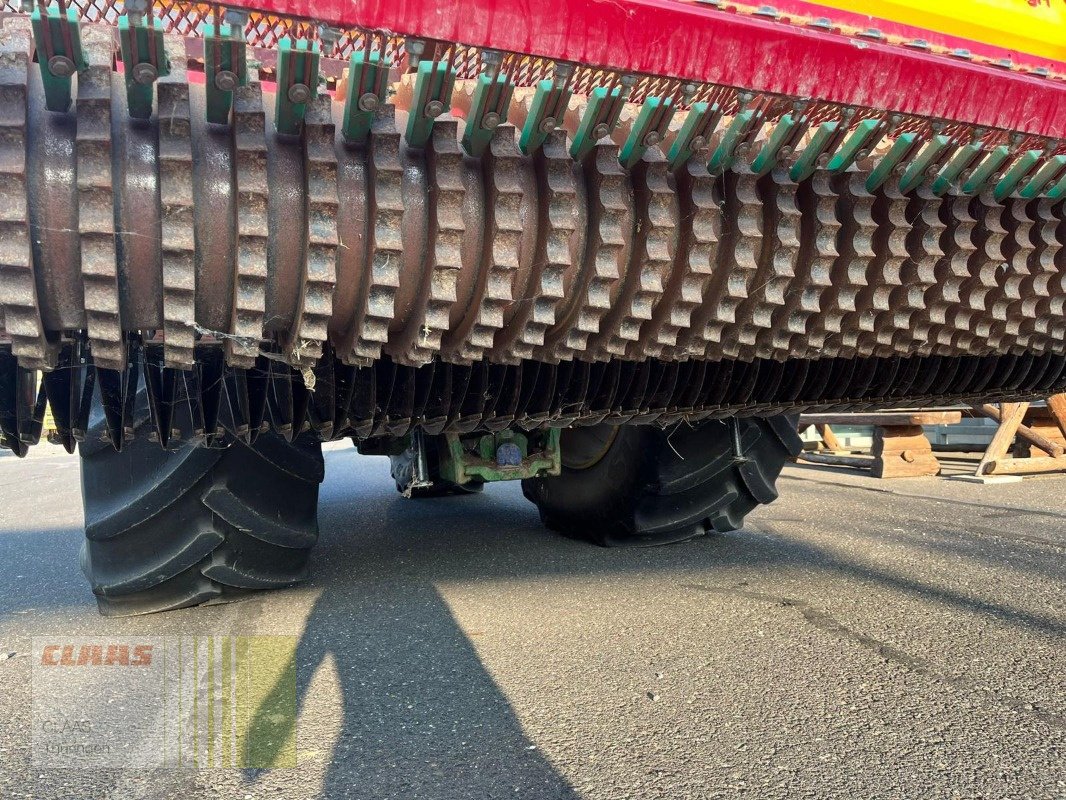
[0,442,1062,799]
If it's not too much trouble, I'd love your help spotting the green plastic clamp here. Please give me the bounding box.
[827,118,883,173]
[865,132,918,192]
[519,77,572,155]
[707,108,759,176]
[994,149,1042,201]
[666,101,720,171]
[30,4,86,112]
[406,59,456,149]
[931,141,984,195]
[1019,154,1066,199]
[118,13,170,120]
[569,82,630,162]
[619,96,676,169]
[462,71,515,157]
[961,145,1011,194]
[438,429,561,485]
[341,50,390,144]
[274,37,319,136]
[203,23,246,125]
[898,133,952,194]
[1047,169,1066,201]
[750,113,803,176]
[788,121,838,182]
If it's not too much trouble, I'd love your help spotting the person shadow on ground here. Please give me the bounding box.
[241,453,580,799]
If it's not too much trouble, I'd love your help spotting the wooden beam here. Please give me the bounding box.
[800,411,963,427]
[985,456,1066,476]
[798,452,873,469]
[1047,394,1066,439]
[816,423,842,451]
[975,402,1029,476]
[973,403,1065,457]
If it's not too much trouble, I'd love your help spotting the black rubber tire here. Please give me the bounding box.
[79,418,324,617]
[521,416,802,547]
[390,435,484,498]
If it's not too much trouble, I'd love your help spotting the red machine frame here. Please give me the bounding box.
[222,0,1066,139]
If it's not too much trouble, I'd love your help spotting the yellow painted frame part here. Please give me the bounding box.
[807,0,1066,62]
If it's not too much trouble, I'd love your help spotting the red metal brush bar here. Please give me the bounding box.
[222,0,1066,140]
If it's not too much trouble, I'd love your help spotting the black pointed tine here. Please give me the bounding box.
[267,361,295,441]
[350,365,376,440]
[331,361,356,437]
[74,358,95,442]
[291,369,310,439]
[308,353,336,440]
[121,349,141,445]
[247,357,270,443]
[223,366,251,443]
[198,348,225,444]
[181,364,206,445]
[42,348,75,453]
[145,350,172,448]
[96,368,125,450]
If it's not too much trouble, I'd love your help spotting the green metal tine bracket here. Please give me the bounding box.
[931,129,986,196]
[619,91,677,169]
[750,101,809,177]
[203,8,247,125]
[119,0,170,120]
[29,0,86,112]
[342,38,391,144]
[1047,168,1066,201]
[274,35,320,136]
[570,74,635,162]
[994,147,1044,201]
[826,116,885,174]
[405,39,457,150]
[866,129,923,192]
[519,62,573,156]
[1018,151,1065,199]
[898,124,953,194]
[962,141,1014,194]
[788,120,835,182]
[667,88,722,171]
[462,51,515,158]
[706,93,764,176]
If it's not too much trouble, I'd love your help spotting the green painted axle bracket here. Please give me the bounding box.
[462,70,515,158]
[439,429,561,485]
[275,37,320,136]
[342,50,390,144]
[620,95,675,169]
[30,4,86,112]
[519,72,572,155]
[203,23,247,125]
[707,105,762,176]
[667,101,721,171]
[406,59,457,149]
[570,79,633,162]
[119,13,170,119]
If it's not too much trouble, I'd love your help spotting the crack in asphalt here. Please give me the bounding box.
[680,581,1066,732]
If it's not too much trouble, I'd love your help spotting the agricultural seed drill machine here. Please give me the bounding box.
[0,0,1062,613]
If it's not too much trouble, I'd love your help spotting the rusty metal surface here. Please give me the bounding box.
[76,25,124,372]
[0,19,54,368]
